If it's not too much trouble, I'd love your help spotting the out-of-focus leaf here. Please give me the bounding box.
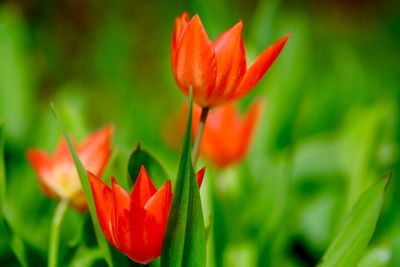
[68,247,103,267]
[0,121,5,224]
[51,104,114,267]
[357,245,390,267]
[0,122,29,267]
[0,5,33,145]
[127,144,169,188]
[205,215,212,242]
[161,91,206,267]
[318,176,390,267]
[388,235,400,267]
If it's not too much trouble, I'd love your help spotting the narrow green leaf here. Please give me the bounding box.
[50,104,114,267]
[0,121,29,267]
[0,120,5,220]
[161,91,206,267]
[318,175,390,267]
[127,144,169,188]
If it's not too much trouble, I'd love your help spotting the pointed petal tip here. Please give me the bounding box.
[180,12,189,21]
[276,34,290,49]
[196,167,206,188]
[87,171,98,184]
[111,176,117,185]
[164,179,172,194]
[234,20,244,31]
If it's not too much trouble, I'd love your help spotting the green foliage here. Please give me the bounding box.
[127,144,169,188]
[0,122,29,267]
[0,0,399,266]
[318,176,390,267]
[51,105,114,267]
[161,91,206,267]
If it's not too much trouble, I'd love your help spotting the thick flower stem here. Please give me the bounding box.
[48,199,68,267]
[191,107,209,167]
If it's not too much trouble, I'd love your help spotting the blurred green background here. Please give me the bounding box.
[0,0,399,266]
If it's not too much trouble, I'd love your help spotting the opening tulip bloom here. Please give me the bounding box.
[88,166,205,264]
[171,12,289,108]
[192,100,264,168]
[27,126,112,212]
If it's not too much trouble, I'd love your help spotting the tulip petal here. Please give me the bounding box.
[79,126,112,177]
[171,12,189,71]
[87,171,118,247]
[26,150,56,197]
[111,177,132,253]
[233,34,289,100]
[130,166,157,208]
[211,21,246,103]
[173,14,216,106]
[196,167,205,188]
[238,100,264,157]
[54,138,72,162]
[145,180,172,224]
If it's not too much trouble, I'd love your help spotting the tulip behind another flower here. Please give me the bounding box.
[27,126,112,212]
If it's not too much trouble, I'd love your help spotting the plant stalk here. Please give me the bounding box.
[191,107,209,167]
[48,199,68,267]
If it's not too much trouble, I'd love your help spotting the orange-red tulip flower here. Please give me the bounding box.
[193,100,264,168]
[171,12,288,108]
[27,126,112,212]
[88,166,205,264]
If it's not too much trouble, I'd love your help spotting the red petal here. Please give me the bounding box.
[144,180,172,224]
[111,177,132,253]
[26,150,56,197]
[200,104,243,168]
[173,14,216,106]
[171,12,189,72]
[54,138,72,162]
[127,180,171,264]
[210,21,246,105]
[87,171,118,247]
[130,166,157,208]
[238,99,264,158]
[233,34,289,100]
[196,167,205,188]
[78,126,112,177]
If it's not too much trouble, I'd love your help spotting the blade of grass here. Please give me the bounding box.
[318,175,391,267]
[161,90,206,266]
[50,104,114,267]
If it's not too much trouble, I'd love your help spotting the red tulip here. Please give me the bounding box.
[193,100,264,168]
[88,165,205,264]
[171,12,288,108]
[27,126,112,212]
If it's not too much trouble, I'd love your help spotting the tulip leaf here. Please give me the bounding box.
[127,143,169,188]
[0,121,5,225]
[317,175,390,267]
[0,121,29,267]
[161,90,206,267]
[51,104,114,267]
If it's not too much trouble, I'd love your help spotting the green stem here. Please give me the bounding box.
[191,107,209,167]
[48,199,68,267]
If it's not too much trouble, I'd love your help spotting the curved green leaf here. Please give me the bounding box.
[51,104,114,267]
[318,175,390,267]
[127,144,169,188]
[161,90,206,267]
